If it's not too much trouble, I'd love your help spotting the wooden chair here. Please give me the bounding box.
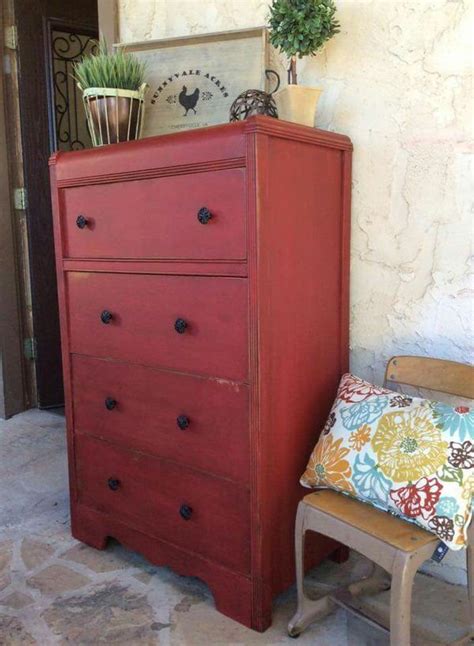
[288,356,474,645]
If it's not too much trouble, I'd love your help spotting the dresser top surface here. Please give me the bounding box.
[49,116,352,187]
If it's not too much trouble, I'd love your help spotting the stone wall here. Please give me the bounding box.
[117,0,473,584]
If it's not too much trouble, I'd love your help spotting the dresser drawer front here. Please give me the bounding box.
[62,169,246,260]
[75,434,251,574]
[72,355,250,484]
[67,272,248,381]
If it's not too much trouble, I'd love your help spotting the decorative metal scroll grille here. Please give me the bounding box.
[51,30,97,151]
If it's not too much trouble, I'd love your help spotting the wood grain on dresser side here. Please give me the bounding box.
[248,128,352,608]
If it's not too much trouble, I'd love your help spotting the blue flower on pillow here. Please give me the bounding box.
[432,402,474,441]
[352,452,392,506]
[435,496,459,517]
[340,397,389,431]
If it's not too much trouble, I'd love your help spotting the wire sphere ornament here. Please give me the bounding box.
[229,70,280,122]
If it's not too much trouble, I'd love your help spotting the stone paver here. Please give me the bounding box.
[133,571,153,585]
[0,590,34,609]
[0,614,35,645]
[61,541,145,573]
[0,571,11,592]
[21,538,55,571]
[27,564,91,595]
[173,594,207,614]
[0,540,13,572]
[42,583,158,644]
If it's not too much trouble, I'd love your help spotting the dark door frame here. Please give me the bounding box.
[0,0,117,416]
[15,0,99,408]
[0,7,26,418]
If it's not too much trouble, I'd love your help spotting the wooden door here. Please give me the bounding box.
[14,0,98,407]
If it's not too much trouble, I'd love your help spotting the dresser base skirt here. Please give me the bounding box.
[71,503,273,631]
[71,502,344,631]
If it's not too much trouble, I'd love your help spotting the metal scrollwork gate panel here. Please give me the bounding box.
[46,23,98,152]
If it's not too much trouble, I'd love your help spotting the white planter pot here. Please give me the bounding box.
[274,85,322,127]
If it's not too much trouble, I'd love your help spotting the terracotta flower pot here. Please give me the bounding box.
[81,84,147,146]
[274,85,322,128]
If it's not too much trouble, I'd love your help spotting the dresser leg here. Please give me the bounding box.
[249,599,273,632]
[202,574,272,632]
[251,582,273,632]
[71,504,108,550]
[212,579,272,632]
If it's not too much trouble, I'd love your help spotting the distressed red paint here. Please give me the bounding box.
[50,116,352,631]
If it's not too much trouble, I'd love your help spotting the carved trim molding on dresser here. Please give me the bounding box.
[54,157,247,188]
[50,115,352,631]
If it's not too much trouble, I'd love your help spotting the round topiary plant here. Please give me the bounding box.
[268,0,340,85]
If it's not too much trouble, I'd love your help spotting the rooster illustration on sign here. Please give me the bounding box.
[179,86,200,116]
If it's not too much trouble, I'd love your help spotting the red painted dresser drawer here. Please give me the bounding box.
[71,355,250,484]
[75,434,251,574]
[61,168,246,260]
[66,272,248,381]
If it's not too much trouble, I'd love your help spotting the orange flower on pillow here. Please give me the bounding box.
[349,424,371,451]
[302,434,354,493]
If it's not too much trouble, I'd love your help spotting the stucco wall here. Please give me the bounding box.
[117,0,473,584]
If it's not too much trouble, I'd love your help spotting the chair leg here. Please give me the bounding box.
[288,503,336,637]
[390,552,418,646]
[348,562,391,597]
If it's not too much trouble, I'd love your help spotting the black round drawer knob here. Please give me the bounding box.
[100,310,113,324]
[177,415,190,430]
[179,504,193,520]
[197,207,212,224]
[105,397,117,411]
[107,478,120,491]
[76,215,88,229]
[174,318,188,334]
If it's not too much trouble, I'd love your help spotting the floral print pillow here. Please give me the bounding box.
[301,373,474,550]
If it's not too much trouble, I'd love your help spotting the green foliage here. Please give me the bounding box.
[73,39,146,91]
[268,0,340,59]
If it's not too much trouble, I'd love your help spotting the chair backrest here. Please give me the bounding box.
[384,355,474,401]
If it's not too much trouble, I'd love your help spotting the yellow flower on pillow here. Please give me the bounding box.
[462,474,474,501]
[372,408,448,482]
[302,434,355,493]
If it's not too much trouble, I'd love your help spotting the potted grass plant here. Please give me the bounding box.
[74,40,147,146]
[268,0,340,126]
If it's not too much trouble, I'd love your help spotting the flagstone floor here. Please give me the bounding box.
[0,408,470,645]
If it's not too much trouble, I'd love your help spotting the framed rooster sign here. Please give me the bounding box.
[118,27,271,137]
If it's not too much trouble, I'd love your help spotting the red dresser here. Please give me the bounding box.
[50,116,352,631]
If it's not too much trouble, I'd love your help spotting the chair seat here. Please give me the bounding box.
[303,489,437,553]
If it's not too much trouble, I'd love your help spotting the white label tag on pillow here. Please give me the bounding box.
[432,542,449,563]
